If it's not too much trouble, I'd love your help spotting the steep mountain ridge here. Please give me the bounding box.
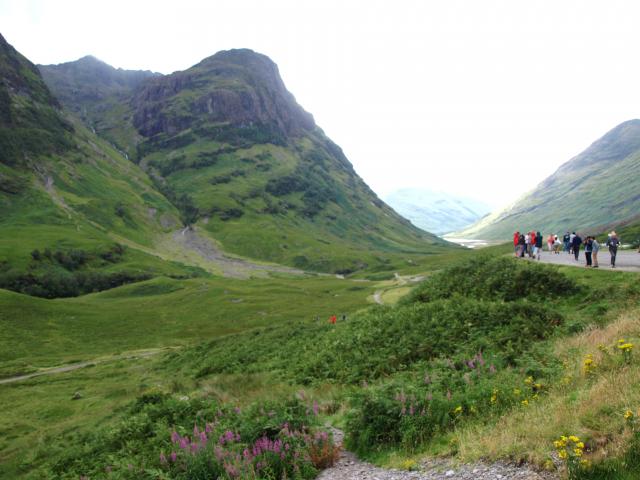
[38,55,159,158]
[0,33,73,167]
[40,48,450,273]
[457,120,640,240]
[131,49,314,138]
[0,34,202,297]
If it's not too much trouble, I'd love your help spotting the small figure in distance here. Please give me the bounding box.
[518,232,526,258]
[563,231,571,254]
[569,231,576,255]
[572,233,582,261]
[584,236,593,267]
[329,314,337,324]
[554,234,562,254]
[592,236,600,268]
[535,230,543,260]
[547,233,554,253]
[607,231,620,268]
[513,231,520,257]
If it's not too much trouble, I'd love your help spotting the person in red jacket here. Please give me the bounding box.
[329,315,337,324]
[513,231,520,257]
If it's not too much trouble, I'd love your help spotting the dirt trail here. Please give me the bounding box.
[0,350,164,385]
[318,428,556,480]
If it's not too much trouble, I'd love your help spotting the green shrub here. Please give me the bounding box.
[403,256,577,304]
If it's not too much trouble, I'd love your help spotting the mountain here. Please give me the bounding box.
[456,120,640,240]
[38,56,159,159]
[0,34,199,297]
[384,188,492,235]
[39,48,451,273]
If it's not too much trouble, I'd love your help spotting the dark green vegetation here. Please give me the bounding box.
[458,119,640,240]
[0,33,72,167]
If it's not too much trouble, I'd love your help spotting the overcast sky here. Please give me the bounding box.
[2,0,640,208]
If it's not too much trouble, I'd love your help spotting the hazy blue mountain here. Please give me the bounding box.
[384,188,492,235]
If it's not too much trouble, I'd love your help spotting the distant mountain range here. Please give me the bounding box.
[384,189,492,235]
[456,120,640,240]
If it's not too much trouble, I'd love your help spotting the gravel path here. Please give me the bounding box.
[523,249,640,272]
[318,429,556,480]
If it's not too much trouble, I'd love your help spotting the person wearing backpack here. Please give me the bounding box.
[572,233,582,261]
[584,236,593,267]
[607,231,620,268]
[535,231,543,260]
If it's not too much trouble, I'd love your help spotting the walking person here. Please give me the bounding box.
[535,231,543,260]
[513,231,520,257]
[572,233,582,261]
[547,234,554,253]
[518,233,526,258]
[569,232,576,255]
[584,236,593,267]
[607,231,620,268]
[592,236,600,268]
[525,232,531,257]
[563,232,571,253]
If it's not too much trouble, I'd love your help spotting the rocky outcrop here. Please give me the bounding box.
[131,49,315,139]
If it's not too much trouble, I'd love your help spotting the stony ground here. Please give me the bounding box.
[317,429,558,480]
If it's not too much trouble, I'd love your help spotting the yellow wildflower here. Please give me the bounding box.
[524,376,534,385]
[453,406,463,414]
[624,410,634,420]
[521,399,529,406]
[558,450,568,459]
[574,448,583,457]
[569,435,580,443]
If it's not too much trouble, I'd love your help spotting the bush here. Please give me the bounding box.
[403,256,577,304]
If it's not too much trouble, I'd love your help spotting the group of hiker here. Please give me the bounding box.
[513,230,622,268]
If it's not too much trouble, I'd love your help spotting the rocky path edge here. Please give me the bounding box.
[317,428,558,480]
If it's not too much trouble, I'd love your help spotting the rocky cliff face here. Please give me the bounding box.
[131,49,315,139]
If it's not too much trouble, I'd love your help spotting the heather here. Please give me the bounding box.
[45,392,336,479]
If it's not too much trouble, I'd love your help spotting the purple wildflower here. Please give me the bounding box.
[170,451,177,463]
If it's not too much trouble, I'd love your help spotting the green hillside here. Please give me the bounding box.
[457,120,640,240]
[41,49,452,274]
[0,35,204,298]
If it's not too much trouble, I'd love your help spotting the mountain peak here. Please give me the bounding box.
[132,48,315,138]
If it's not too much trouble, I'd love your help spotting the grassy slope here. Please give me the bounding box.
[0,274,375,376]
[143,133,453,273]
[458,120,640,241]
